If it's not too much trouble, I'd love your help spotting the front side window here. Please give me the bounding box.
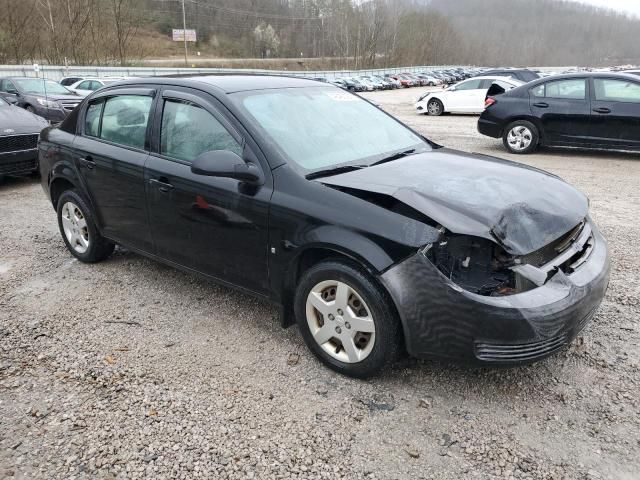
[594,79,640,103]
[234,87,428,172]
[160,99,242,162]
[100,95,152,149]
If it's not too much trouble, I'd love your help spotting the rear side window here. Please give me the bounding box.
[160,99,242,163]
[532,79,586,100]
[594,79,640,103]
[100,95,152,149]
[84,101,103,137]
[455,79,483,91]
[77,81,92,90]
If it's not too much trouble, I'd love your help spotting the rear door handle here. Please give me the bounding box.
[533,102,549,108]
[593,107,611,114]
[78,156,95,169]
[149,178,174,193]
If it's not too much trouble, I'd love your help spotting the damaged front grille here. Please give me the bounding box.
[513,220,594,290]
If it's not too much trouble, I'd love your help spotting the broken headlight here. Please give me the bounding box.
[422,234,519,296]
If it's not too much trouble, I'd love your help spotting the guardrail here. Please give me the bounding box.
[0,64,462,81]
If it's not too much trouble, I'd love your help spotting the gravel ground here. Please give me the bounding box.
[1,87,639,480]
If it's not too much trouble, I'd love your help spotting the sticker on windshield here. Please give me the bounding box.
[326,92,357,102]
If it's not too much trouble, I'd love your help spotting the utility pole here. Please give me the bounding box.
[181,0,188,66]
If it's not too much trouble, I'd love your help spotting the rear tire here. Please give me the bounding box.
[503,120,539,154]
[25,105,36,113]
[295,259,402,378]
[56,189,115,263]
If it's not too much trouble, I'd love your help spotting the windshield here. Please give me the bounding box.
[14,79,73,95]
[0,97,8,107]
[234,87,428,172]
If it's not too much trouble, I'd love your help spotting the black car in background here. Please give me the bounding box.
[38,75,609,377]
[479,72,640,154]
[480,69,540,83]
[0,96,48,180]
[0,77,82,123]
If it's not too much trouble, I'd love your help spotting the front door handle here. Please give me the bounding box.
[593,107,611,114]
[149,178,174,193]
[533,102,549,108]
[78,156,95,169]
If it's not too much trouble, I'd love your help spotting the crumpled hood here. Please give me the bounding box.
[318,148,589,256]
[0,106,48,134]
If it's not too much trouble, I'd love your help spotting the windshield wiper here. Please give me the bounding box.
[369,149,416,167]
[306,164,366,180]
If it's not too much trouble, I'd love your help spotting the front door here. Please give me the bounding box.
[529,78,591,145]
[589,77,640,149]
[72,87,156,252]
[144,88,271,294]
[448,78,484,112]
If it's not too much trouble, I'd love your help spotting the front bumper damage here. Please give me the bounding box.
[380,221,610,364]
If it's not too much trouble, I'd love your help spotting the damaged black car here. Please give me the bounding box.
[38,76,610,378]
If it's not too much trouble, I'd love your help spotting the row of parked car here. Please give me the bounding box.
[408,67,640,155]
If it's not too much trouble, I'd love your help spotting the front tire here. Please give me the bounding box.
[25,105,36,113]
[503,120,539,154]
[56,189,114,263]
[426,98,444,116]
[294,260,402,378]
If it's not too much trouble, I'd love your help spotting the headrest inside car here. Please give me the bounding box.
[117,108,145,126]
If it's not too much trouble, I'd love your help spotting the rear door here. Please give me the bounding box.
[529,78,591,145]
[73,87,156,252]
[144,87,272,294]
[589,77,640,149]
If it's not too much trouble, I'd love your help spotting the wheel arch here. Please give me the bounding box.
[279,240,396,328]
[504,116,544,143]
[49,176,77,209]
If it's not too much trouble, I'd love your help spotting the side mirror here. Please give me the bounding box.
[191,150,264,185]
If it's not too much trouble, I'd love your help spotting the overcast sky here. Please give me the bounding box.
[575,0,640,16]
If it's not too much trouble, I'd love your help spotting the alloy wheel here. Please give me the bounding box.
[427,100,442,115]
[305,280,376,363]
[507,126,533,151]
[61,201,90,253]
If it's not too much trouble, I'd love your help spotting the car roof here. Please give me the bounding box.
[467,75,520,82]
[112,74,327,94]
[531,72,640,82]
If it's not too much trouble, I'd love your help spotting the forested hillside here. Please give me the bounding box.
[0,0,638,67]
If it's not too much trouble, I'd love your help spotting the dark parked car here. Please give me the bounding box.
[60,76,85,87]
[0,77,82,122]
[38,75,609,377]
[0,96,48,180]
[480,69,540,83]
[479,72,640,154]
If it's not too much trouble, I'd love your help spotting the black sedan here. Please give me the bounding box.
[38,75,609,377]
[0,96,48,180]
[479,73,640,154]
[0,77,82,123]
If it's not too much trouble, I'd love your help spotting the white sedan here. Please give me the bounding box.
[66,78,124,97]
[415,76,523,115]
